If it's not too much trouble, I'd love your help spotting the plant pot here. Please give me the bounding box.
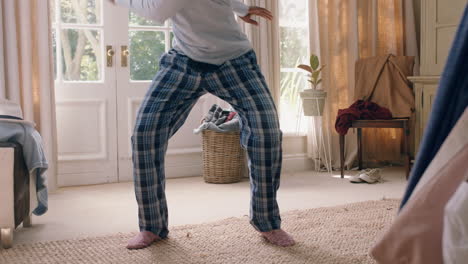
[300,90,327,116]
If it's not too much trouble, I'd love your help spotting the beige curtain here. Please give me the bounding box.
[240,0,281,105]
[316,0,419,169]
[0,0,58,191]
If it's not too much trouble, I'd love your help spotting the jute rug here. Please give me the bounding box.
[0,199,399,264]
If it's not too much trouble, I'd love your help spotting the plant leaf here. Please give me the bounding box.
[298,64,313,73]
[279,71,305,104]
[316,65,325,73]
[310,55,320,71]
[312,71,320,80]
[316,79,322,85]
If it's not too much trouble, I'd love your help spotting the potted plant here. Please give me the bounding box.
[298,54,327,116]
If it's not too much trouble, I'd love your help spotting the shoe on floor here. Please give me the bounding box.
[349,174,365,183]
[359,168,382,184]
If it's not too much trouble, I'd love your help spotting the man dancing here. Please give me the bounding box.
[110,0,295,249]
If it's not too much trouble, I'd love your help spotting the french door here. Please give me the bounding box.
[53,0,215,186]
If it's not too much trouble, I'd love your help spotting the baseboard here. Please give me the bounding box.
[162,137,313,178]
[58,135,312,186]
[282,153,315,173]
[58,152,313,186]
[58,172,114,187]
[165,152,314,179]
[166,163,204,179]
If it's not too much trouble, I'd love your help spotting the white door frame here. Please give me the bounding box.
[53,0,119,186]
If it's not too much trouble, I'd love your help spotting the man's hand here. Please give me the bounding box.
[239,6,273,26]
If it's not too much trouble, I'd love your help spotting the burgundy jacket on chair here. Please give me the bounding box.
[335,100,393,135]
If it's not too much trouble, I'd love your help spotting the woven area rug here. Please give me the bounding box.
[0,199,399,264]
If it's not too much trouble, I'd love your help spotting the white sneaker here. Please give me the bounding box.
[359,168,382,184]
[349,173,365,183]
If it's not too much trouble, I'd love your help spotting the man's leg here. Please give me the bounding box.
[129,51,205,249]
[205,51,295,247]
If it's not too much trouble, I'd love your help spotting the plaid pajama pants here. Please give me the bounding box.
[132,49,282,238]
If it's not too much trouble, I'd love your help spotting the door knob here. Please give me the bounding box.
[121,46,130,67]
[106,45,115,67]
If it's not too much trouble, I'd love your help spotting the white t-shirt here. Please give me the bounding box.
[115,0,252,65]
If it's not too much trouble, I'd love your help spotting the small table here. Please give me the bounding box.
[339,119,411,179]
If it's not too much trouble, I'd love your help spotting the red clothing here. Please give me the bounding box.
[227,111,237,122]
[335,100,392,135]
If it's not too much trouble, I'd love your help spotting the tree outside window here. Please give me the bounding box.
[51,0,172,82]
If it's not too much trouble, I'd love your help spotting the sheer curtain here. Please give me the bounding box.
[314,0,419,169]
[0,0,58,191]
[239,0,281,105]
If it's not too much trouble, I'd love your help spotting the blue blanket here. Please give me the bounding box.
[0,122,48,215]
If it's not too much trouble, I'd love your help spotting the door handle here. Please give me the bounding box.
[121,46,130,67]
[106,45,115,67]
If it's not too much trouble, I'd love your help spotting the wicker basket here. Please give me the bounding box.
[202,130,245,184]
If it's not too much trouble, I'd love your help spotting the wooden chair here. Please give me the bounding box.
[339,118,411,179]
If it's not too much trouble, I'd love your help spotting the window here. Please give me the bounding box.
[128,13,173,81]
[50,0,173,82]
[51,0,103,82]
[278,0,310,133]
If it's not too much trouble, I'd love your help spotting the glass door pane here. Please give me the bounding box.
[129,31,165,81]
[129,11,163,26]
[60,0,102,24]
[128,12,172,81]
[60,28,102,81]
[52,0,104,82]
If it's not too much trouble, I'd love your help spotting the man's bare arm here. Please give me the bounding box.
[231,0,272,26]
[239,6,273,26]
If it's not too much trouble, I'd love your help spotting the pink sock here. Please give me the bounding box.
[126,231,161,250]
[260,229,296,247]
